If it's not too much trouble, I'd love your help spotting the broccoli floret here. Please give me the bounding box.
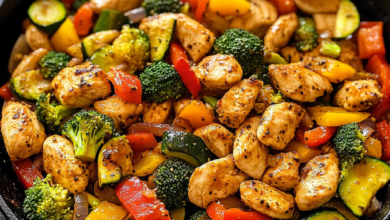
[23,175,73,220]
[140,61,186,103]
[258,64,271,85]
[189,210,209,220]
[142,0,181,16]
[294,17,318,52]
[154,158,194,210]
[332,122,365,178]
[271,90,286,104]
[36,93,78,134]
[112,25,150,74]
[39,51,72,78]
[62,110,115,162]
[213,28,265,76]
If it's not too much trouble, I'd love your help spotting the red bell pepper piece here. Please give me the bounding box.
[12,158,43,189]
[377,120,390,161]
[224,208,273,220]
[108,68,142,104]
[207,202,227,220]
[270,0,297,15]
[170,42,202,98]
[365,55,390,119]
[73,3,94,37]
[357,22,386,59]
[115,177,170,220]
[126,132,158,153]
[195,0,209,22]
[0,82,14,101]
[304,126,337,148]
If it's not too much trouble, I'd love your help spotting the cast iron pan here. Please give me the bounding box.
[1,0,390,219]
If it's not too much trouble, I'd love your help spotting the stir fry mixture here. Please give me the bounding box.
[2,0,390,219]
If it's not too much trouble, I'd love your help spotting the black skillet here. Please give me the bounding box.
[1,0,390,219]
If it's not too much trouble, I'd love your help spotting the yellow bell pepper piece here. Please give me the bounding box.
[170,207,186,220]
[307,106,370,126]
[132,151,166,177]
[283,140,323,163]
[303,56,356,83]
[209,0,251,16]
[50,18,80,52]
[178,100,214,129]
[364,137,382,158]
[85,201,127,220]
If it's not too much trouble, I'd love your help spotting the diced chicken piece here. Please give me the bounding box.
[257,102,305,150]
[233,117,268,179]
[194,123,234,158]
[293,0,340,14]
[269,63,333,102]
[43,135,90,194]
[1,101,46,161]
[90,0,142,13]
[230,0,278,38]
[173,98,192,115]
[51,61,111,108]
[333,80,383,112]
[194,54,243,90]
[25,25,53,51]
[143,99,173,124]
[216,77,262,128]
[264,13,299,53]
[188,155,247,208]
[240,180,295,219]
[175,13,215,62]
[94,95,143,131]
[281,46,301,63]
[295,154,340,211]
[313,14,337,38]
[262,152,300,191]
[202,9,231,36]
[12,48,48,78]
[339,40,364,72]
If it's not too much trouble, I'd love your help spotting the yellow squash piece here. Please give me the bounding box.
[307,106,370,126]
[50,18,80,52]
[85,201,127,220]
[303,56,356,83]
[283,140,323,163]
[364,137,382,158]
[132,151,166,177]
[209,0,251,16]
[178,100,214,129]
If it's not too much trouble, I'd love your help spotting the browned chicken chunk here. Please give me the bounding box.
[293,0,340,14]
[264,13,299,53]
[12,48,48,78]
[194,123,234,158]
[143,99,173,124]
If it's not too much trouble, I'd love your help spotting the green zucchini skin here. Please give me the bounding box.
[334,0,360,38]
[338,156,390,216]
[148,17,176,62]
[302,208,347,220]
[93,9,128,33]
[28,0,67,34]
[161,131,210,167]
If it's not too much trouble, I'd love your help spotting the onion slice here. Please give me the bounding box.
[124,7,147,23]
[73,193,89,220]
[128,122,185,136]
[359,122,375,137]
[217,196,248,210]
[8,34,31,73]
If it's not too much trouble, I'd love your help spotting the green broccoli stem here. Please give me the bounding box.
[56,106,78,123]
[203,96,219,109]
[319,40,341,59]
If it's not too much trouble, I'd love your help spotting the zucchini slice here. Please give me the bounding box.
[334,0,360,38]
[302,209,347,220]
[28,0,67,33]
[97,136,133,187]
[81,30,120,59]
[90,45,117,73]
[161,131,210,167]
[93,9,128,33]
[11,70,51,101]
[148,17,176,62]
[338,157,390,216]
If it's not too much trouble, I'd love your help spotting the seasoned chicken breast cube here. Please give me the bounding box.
[333,80,383,112]
[94,95,144,131]
[233,116,268,179]
[230,0,278,38]
[25,25,53,51]
[295,154,339,211]
[51,61,111,108]
[313,14,336,38]
[216,77,262,128]
[269,63,333,102]
[194,55,243,91]
[188,155,247,208]
[175,13,215,62]
[262,152,300,191]
[293,0,340,14]
[12,48,48,78]
[90,0,142,13]
[281,46,301,63]
[43,135,90,194]
[339,40,363,72]
[143,99,173,124]
[173,98,192,115]
[240,180,295,219]
[194,123,234,158]
[1,101,46,161]
[257,102,305,150]
[264,13,299,53]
